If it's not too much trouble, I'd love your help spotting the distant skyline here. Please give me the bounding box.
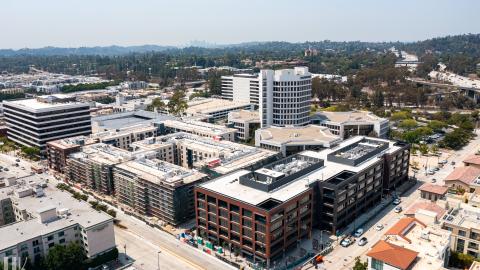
[2,0,479,49]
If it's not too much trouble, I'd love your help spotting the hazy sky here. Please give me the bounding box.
[2,0,479,49]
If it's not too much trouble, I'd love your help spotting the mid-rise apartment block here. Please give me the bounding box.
[136,133,278,176]
[3,96,91,153]
[66,143,142,195]
[0,176,116,265]
[114,158,207,225]
[195,154,319,266]
[311,111,389,139]
[186,98,253,122]
[162,119,236,141]
[195,136,410,264]
[93,124,159,150]
[46,136,95,173]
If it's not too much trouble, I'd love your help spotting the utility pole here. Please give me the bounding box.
[157,251,162,270]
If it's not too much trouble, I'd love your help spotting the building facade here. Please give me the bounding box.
[310,111,389,139]
[195,154,319,266]
[3,96,91,153]
[0,176,116,265]
[222,67,312,128]
[114,158,207,225]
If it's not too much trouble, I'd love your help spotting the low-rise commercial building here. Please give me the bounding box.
[418,183,448,202]
[163,119,236,141]
[114,158,207,225]
[228,110,260,141]
[310,111,389,139]
[0,176,116,265]
[255,125,341,157]
[444,166,480,194]
[368,217,450,270]
[186,98,253,122]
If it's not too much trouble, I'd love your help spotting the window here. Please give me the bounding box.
[59,239,66,244]
[371,258,384,270]
[47,235,54,241]
[58,231,65,237]
[457,239,466,252]
[32,240,39,246]
[48,243,55,248]
[459,230,467,237]
[34,247,41,253]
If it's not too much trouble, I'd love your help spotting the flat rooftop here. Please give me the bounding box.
[70,143,139,165]
[3,97,88,112]
[186,98,251,115]
[228,110,260,123]
[200,136,402,206]
[256,125,341,146]
[163,119,236,135]
[115,158,206,186]
[313,110,387,124]
[442,203,480,229]
[92,111,175,131]
[47,135,95,149]
[0,175,112,251]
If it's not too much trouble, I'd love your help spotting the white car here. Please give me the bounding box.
[340,238,352,247]
[375,224,384,231]
[358,237,368,246]
[353,228,364,238]
[393,198,401,205]
[394,206,403,213]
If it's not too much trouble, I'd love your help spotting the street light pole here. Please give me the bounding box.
[157,251,162,270]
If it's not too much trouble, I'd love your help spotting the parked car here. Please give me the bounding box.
[15,159,20,162]
[393,198,401,205]
[433,167,440,171]
[431,178,437,183]
[394,206,403,213]
[451,161,456,165]
[358,237,368,246]
[375,224,384,231]
[4,168,9,171]
[427,169,435,175]
[340,238,352,247]
[353,228,364,238]
[438,160,448,165]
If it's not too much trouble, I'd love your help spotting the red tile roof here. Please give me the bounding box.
[385,217,426,243]
[367,240,418,270]
[404,200,446,220]
[418,183,448,195]
[464,155,480,166]
[444,166,480,185]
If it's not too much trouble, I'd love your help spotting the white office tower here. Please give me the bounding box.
[221,67,312,128]
[221,73,260,105]
[3,96,91,153]
[259,67,311,127]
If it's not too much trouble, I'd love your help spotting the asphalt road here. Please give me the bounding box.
[307,130,480,270]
